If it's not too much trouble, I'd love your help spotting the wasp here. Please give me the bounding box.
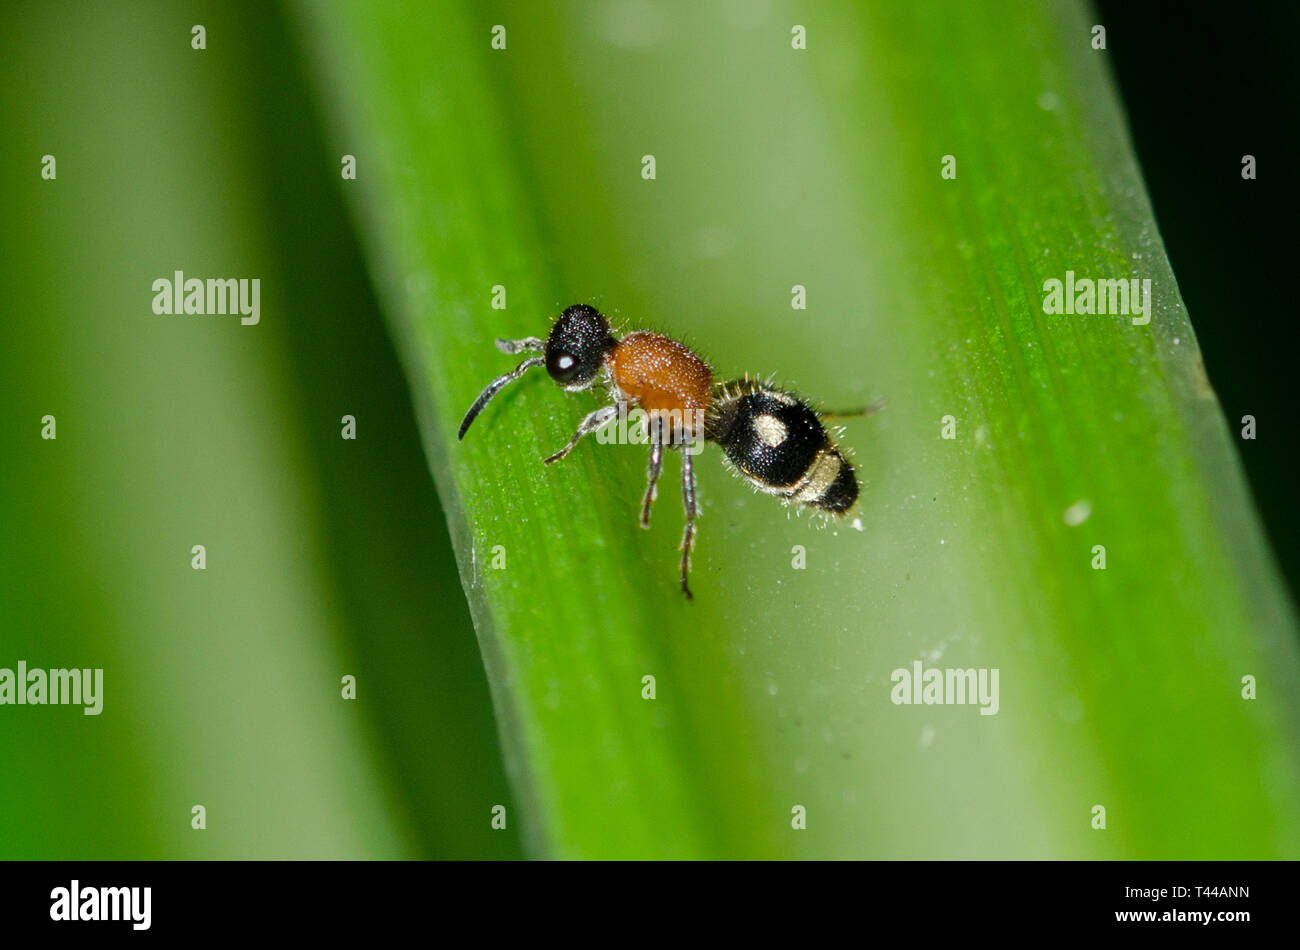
[459,304,863,598]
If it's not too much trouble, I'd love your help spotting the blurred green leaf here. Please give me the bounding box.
[0,0,517,859]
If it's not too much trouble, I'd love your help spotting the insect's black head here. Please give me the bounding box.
[546,304,617,389]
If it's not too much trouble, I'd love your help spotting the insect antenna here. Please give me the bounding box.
[457,356,545,440]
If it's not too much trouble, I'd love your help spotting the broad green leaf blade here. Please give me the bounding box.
[294,0,1300,858]
[0,1,517,859]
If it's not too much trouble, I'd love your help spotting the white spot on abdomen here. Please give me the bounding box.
[753,413,788,447]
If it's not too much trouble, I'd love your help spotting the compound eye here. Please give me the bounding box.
[547,349,580,383]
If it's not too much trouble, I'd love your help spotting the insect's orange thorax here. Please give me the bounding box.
[608,331,714,422]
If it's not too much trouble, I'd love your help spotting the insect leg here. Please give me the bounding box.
[543,404,617,465]
[640,420,664,529]
[821,398,887,419]
[679,447,698,600]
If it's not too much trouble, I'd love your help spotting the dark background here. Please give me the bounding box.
[1098,0,1300,600]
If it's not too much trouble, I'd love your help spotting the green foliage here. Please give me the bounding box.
[2,0,1294,862]
[0,0,517,859]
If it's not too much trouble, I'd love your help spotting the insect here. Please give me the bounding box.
[458,304,864,599]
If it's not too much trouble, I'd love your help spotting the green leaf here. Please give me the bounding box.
[0,1,517,859]
[294,0,1300,858]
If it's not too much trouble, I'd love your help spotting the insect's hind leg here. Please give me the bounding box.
[640,423,664,529]
[821,398,887,420]
[679,446,698,600]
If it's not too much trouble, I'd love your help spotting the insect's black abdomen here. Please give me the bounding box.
[711,391,824,487]
[817,458,859,512]
[707,386,859,513]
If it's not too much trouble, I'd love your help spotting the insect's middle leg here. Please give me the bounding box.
[640,421,664,529]
[543,405,617,465]
[679,446,698,600]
